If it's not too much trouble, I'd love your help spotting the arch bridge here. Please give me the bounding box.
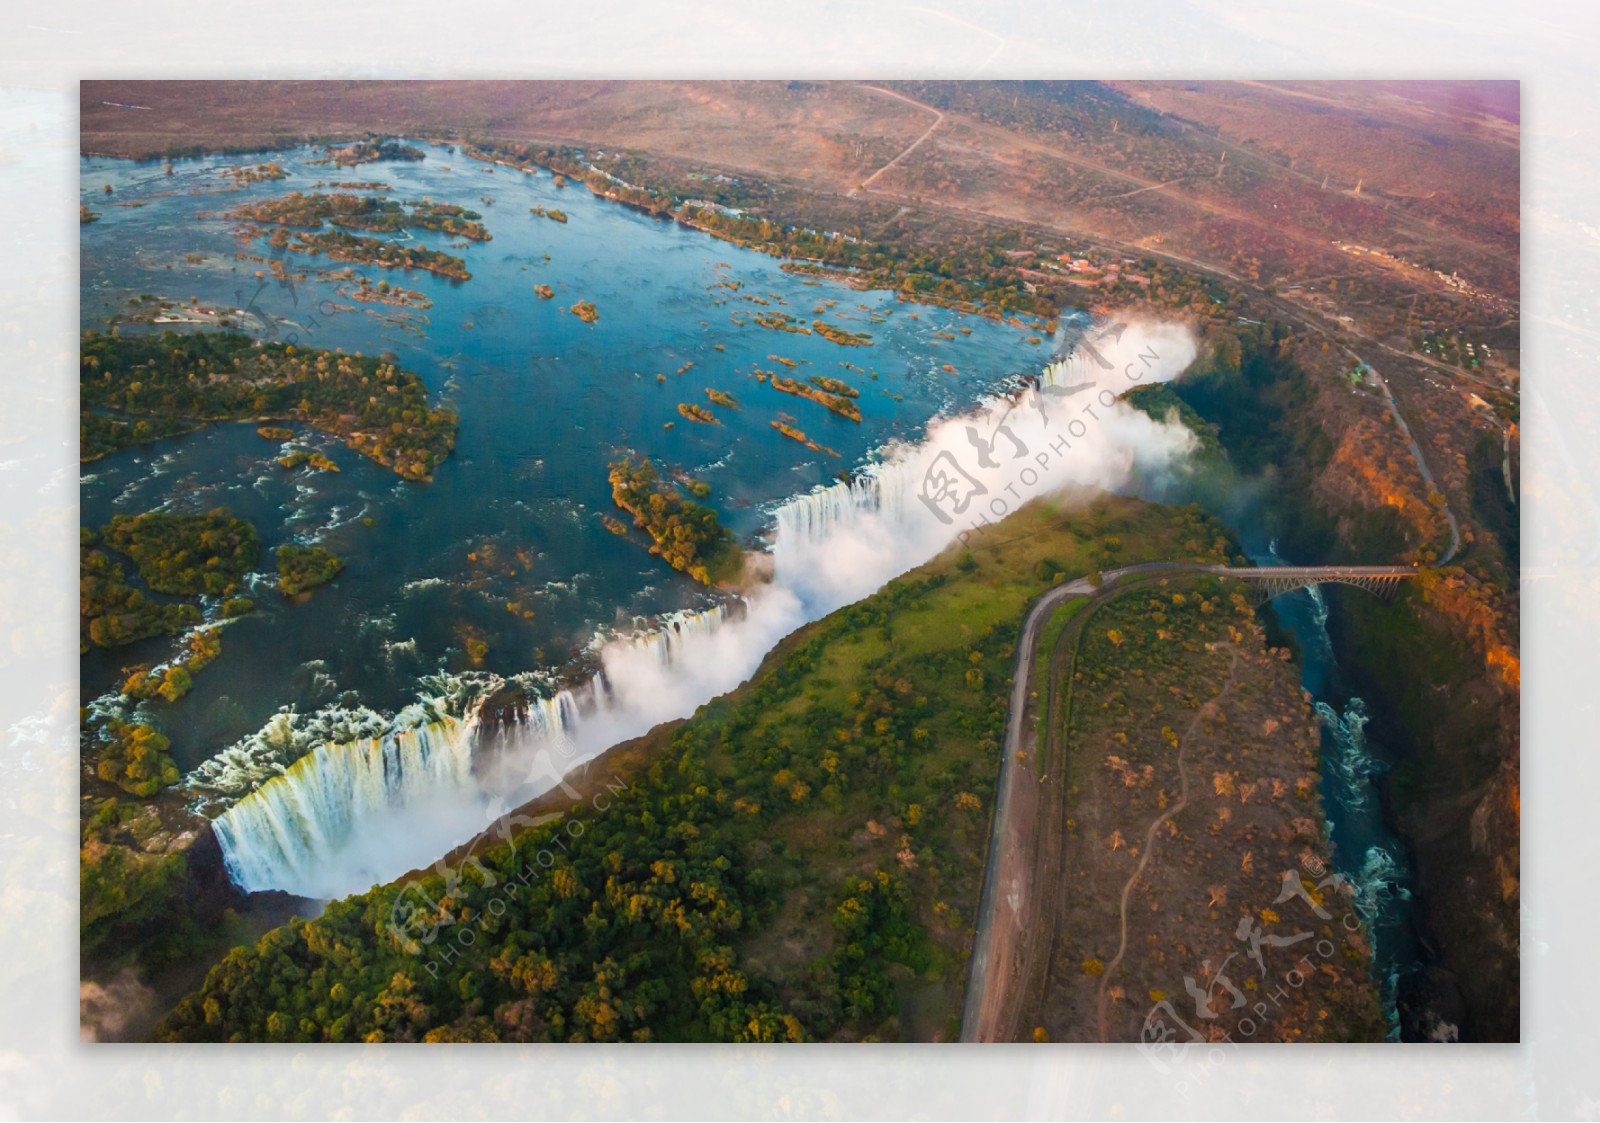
[1212,565,1418,604]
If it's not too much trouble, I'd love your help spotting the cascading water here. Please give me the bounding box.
[214,716,480,896]
[603,604,732,668]
[200,322,1202,900]
[203,602,740,897]
[765,343,1097,554]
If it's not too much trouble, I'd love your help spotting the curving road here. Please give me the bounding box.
[960,573,1098,1042]
[959,560,1418,1042]
[1355,355,1462,564]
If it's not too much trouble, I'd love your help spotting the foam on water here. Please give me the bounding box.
[202,320,1201,898]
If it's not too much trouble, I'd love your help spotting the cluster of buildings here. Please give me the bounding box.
[1007,247,1151,293]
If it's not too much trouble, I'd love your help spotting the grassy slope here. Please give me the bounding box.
[157,495,1234,1043]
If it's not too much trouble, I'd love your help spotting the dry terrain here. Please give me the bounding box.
[82,79,1518,305]
[1031,577,1385,1043]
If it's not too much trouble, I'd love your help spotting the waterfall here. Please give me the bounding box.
[213,716,480,896]
[771,460,919,553]
[766,348,1109,559]
[200,321,1202,900]
[200,604,737,898]
[1038,352,1098,392]
[606,603,732,667]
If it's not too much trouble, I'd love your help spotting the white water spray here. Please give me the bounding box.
[207,318,1201,898]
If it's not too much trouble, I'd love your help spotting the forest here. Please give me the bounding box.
[102,509,260,597]
[80,331,458,480]
[80,509,258,658]
[153,497,1237,1043]
[89,720,181,798]
[79,527,200,652]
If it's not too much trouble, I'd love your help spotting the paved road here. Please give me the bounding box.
[960,560,1418,1042]
[1244,291,1468,566]
[960,573,1098,1043]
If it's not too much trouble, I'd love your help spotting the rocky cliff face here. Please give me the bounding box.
[1171,324,1520,1041]
[1301,359,1520,1041]
[1311,411,1443,561]
[1328,575,1519,1040]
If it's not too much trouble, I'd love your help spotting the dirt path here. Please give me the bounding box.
[1094,646,1240,1041]
[853,85,945,195]
[960,563,1414,1041]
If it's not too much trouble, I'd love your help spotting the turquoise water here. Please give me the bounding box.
[79,142,1055,773]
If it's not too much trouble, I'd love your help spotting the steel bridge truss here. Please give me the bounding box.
[1226,570,1411,604]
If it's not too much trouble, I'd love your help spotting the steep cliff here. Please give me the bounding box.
[1167,320,1520,1041]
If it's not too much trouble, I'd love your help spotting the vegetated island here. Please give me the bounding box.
[813,320,873,346]
[80,527,198,652]
[770,420,839,458]
[607,456,741,586]
[767,375,862,422]
[81,330,458,481]
[570,300,599,324]
[676,403,719,425]
[229,192,490,242]
[530,205,568,223]
[222,161,288,185]
[259,227,470,281]
[91,717,181,798]
[276,543,345,597]
[279,449,339,472]
[339,277,433,310]
[81,508,257,704]
[321,139,426,167]
[753,310,812,335]
[121,626,224,706]
[102,508,260,597]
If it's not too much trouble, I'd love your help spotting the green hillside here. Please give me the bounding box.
[158,496,1236,1043]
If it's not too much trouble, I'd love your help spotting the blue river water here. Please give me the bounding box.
[79,142,1057,772]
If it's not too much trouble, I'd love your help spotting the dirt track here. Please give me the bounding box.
[960,561,1415,1041]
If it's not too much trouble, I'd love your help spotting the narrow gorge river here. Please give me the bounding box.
[1250,537,1422,1039]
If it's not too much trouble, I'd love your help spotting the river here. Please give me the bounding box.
[80,141,1054,773]
[1247,535,1422,1039]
